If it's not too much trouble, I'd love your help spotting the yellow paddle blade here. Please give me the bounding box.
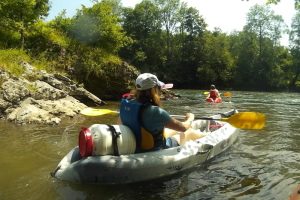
[203,91,209,95]
[80,108,118,116]
[223,92,232,97]
[222,112,265,130]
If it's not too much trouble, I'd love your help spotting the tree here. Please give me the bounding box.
[120,0,163,72]
[0,0,50,49]
[266,0,300,10]
[289,11,300,90]
[70,0,130,53]
[197,30,235,88]
[173,5,207,87]
[154,0,182,59]
[244,4,286,53]
[241,4,287,90]
[229,31,259,90]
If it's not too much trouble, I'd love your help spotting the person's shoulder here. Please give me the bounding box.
[145,105,168,113]
[145,104,160,111]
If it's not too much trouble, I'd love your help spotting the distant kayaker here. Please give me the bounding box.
[119,73,204,152]
[206,84,221,102]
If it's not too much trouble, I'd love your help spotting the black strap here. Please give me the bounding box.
[107,125,121,156]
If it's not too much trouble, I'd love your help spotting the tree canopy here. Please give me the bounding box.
[1,0,300,99]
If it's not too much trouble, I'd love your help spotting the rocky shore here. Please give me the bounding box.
[0,62,180,125]
[0,62,103,125]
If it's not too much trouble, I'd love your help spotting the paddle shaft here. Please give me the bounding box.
[171,115,216,121]
[203,91,232,97]
[81,108,265,130]
[172,112,265,130]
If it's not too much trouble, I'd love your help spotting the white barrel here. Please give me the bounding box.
[89,124,136,155]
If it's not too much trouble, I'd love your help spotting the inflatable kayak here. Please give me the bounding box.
[206,97,222,103]
[52,109,239,184]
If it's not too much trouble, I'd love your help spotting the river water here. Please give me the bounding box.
[0,90,299,200]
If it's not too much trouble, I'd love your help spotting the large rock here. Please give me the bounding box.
[31,80,67,100]
[7,97,86,125]
[0,98,11,115]
[0,62,105,125]
[1,79,30,103]
[40,70,103,105]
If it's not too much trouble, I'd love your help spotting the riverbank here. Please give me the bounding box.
[0,61,104,125]
[0,61,179,125]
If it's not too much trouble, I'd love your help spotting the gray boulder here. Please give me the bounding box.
[0,62,104,125]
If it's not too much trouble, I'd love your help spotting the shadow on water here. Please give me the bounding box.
[1,90,300,200]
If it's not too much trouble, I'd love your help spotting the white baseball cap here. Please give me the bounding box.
[135,73,173,90]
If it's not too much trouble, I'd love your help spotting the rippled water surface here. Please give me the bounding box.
[1,91,300,200]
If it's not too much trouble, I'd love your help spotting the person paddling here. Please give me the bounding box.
[119,73,205,152]
[206,84,221,102]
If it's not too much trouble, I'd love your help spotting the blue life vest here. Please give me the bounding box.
[120,99,155,152]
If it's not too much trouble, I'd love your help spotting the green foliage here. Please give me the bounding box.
[26,83,38,93]
[169,6,207,87]
[0,29,20,49]
[25,20,70,59]
[120,1,165,72]
[15,20,71,75]
[78,47,122,78]
[288,11,300,90]
[72,45,139,99]
[267,0,300,10]
[70,1,131,53]
[197,30,235,87]
[245,4,286,47]
[33,21,69,47]
[0,0,50,48]
[0,49,29,76]
[0,49,52,77]
[232,4,290,90]
[50,10,73,33]
[0,0,299,97]
[122,1,161,40]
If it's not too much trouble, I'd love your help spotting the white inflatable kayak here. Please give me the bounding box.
[52,109,239,184]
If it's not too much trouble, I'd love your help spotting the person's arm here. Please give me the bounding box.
[164,112,205,145]
[216,89,221,97]
[164,113,194,134]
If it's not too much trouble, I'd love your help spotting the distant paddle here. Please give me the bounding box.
[223,92,232,97]
[172,112,265,130]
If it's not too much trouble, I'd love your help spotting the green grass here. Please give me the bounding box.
[0,49,55,78]
[26,83,38,94]
[0,49,29,76]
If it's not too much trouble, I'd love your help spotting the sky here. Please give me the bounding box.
[47,0,297,46]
